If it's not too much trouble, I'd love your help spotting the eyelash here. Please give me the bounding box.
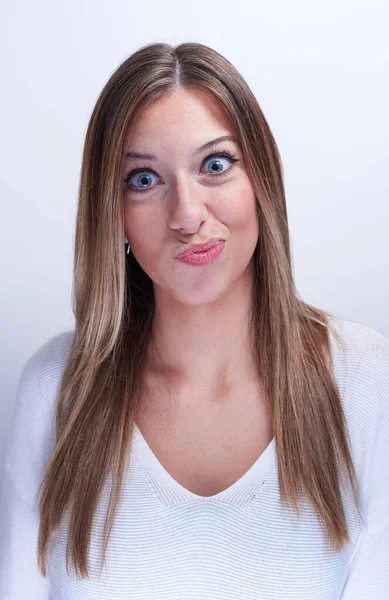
[122,149,240,194]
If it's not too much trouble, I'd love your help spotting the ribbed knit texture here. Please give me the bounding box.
[1,316,388,599]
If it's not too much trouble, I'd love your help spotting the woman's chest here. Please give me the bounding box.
[135,381,274,497]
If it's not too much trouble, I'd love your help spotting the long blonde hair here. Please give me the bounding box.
[35,41,362,579]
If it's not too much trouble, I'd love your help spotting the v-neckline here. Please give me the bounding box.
[130,423,278,507]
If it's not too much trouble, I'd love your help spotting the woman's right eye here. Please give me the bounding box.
[122,168,161,195]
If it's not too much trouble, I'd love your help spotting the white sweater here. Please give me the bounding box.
[1,316,388,599]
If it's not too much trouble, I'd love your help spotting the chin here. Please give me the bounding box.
[167,279,233,307]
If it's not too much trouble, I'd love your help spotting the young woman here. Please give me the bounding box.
[1,42,388,599]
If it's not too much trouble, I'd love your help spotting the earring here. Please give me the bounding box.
[126,243,131,254]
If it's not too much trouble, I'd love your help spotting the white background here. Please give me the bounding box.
[1,0,388,470]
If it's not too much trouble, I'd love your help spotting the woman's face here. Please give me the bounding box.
[122,88,260,306]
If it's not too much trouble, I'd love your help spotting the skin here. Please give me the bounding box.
[122,88,260,406]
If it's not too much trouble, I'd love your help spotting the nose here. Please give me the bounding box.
[167,177,209,234]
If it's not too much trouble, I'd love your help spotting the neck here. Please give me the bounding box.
[147,263,257,396]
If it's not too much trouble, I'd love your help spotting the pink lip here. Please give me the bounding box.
[175,239,224,258]
[175,240,225,266]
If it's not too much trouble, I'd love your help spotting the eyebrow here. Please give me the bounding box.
[125,135,239,160]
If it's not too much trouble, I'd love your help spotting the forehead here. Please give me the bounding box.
[126,89,236,144]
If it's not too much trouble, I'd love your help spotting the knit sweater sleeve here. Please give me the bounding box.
[0,466,52,599]
[0,331,74,599]
[340,522,389,599]
[339,329,389,598]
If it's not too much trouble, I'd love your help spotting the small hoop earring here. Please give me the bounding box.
[126,243,131,255]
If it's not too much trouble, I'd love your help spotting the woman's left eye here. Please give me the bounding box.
[201,151,239,176]
[122,150,240,195]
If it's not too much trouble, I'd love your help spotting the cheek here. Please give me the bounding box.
[124,202,164,249]
[218,179,259,232]
[123,212,163,276]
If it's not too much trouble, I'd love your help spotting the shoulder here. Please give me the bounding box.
[20,329,75,389]
[16,328,76,440]
[328,316,389,406]
[327,315,388,436]
[328,315,389,384]
[327,317,389,528]
[3,330,75,502]
[15,329,75,427]
[327,315,389,470]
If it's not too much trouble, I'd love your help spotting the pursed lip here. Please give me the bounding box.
[175,239,225,259]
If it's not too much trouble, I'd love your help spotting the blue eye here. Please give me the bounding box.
[124,170,160,194]
[122,149,240,195]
